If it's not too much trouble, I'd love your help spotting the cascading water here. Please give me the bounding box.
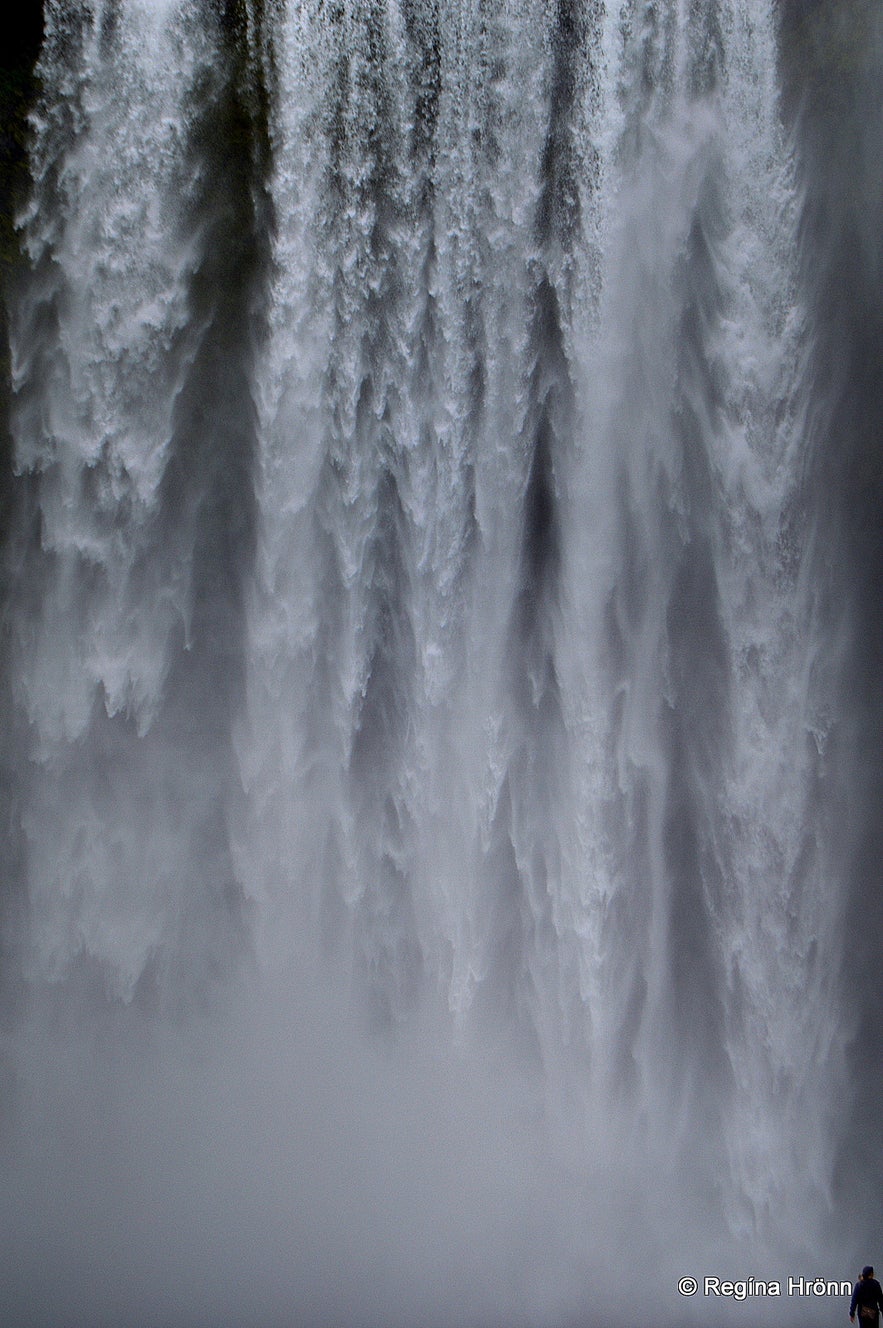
[2,2,882,1325]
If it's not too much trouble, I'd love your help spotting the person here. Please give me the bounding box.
[850,1267,883,1324]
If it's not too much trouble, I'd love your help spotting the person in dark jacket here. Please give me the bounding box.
[850,1266,883,1324]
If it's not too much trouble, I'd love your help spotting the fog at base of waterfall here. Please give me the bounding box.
[0,964,851,1328]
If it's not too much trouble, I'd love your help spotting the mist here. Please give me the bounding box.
[0,964,856,1328]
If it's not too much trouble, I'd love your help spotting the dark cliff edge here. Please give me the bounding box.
[0,3,43,1015]
[777,0,883,1238]
[0,5,43,534]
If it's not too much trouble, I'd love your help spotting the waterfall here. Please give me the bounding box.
[2,2,882,1324]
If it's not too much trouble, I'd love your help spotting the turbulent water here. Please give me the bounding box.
[2,2,882,1325]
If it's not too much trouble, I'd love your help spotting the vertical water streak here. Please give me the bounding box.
[7,0,273,1004]
[252,1,425,1022]
[150,0,275,996]
[587,6,841,1227]
[416,0,547,1024]
[777,0,883,1240]
[473,0,603,1066]
[595,1,730,1150]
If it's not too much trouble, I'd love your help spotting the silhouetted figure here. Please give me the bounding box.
[850,1267,883,1325]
